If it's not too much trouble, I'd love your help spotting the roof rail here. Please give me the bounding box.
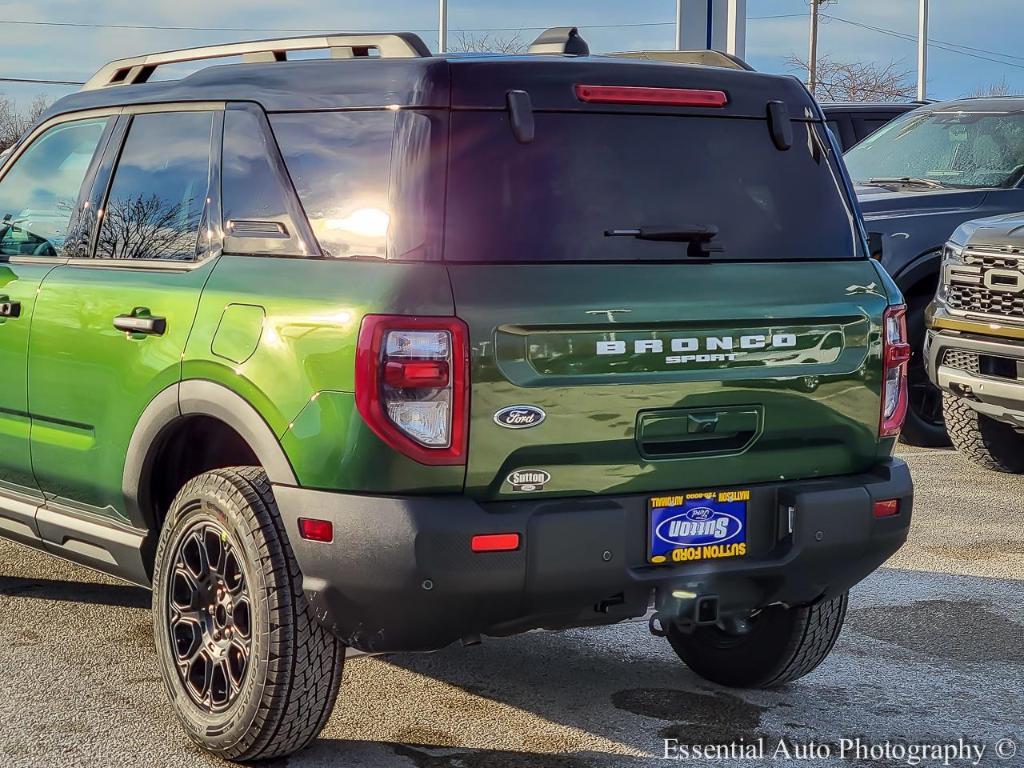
[82,32,432,91]
[606,50,753,71]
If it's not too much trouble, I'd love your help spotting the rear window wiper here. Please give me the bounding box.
[605,225,722,258]
[866,176,947,189]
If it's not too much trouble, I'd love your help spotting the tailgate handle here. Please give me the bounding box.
[637,408,761,458]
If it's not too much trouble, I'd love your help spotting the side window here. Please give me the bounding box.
[0,118,109,257]
[221,107,302,255]
[270,111,395,259]
[96,111,214,261]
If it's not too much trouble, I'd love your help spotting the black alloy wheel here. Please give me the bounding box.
[167,520,252,712]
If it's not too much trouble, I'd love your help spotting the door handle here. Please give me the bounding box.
[113,308,166,336]
[0,296,21,318]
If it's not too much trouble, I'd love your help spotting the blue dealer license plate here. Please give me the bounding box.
[648,490,749,565]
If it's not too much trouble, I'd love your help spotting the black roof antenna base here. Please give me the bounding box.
[528,26,590,56]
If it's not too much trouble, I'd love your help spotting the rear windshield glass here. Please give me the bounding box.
[444,113,860,263]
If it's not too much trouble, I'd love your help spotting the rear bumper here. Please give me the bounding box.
[274,460,912,653]
[926,328,1024,423]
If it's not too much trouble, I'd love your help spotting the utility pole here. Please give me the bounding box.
[438,0,447,53]
[807,0,820,96]
[917,0,929,101]
[675,0,685,50]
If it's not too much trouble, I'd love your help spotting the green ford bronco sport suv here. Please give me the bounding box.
[928,212,1024,472]
[0,28,912,761]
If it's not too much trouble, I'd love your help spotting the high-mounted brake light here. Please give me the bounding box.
[575,84,728,108]
[355,315,469,465]
[880,305,910,438]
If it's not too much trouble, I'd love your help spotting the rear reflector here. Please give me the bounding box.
[873,499,900,518]
[575,84,728,107]
[298,518,334,542]
[471,533,521,553]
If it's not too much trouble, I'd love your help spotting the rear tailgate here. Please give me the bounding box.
[449,262,887,499]
[444,58,887,500]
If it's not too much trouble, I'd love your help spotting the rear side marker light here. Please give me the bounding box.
[873,499,900,518]
[880,304,911,438]
[471,533,521,553]
[575,84,728,108]
[298,518,334,542]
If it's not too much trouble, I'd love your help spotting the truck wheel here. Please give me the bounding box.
[666,593,847,688]
[152,467,344,761]
[900,294,951,447]
[943,395,1024,473]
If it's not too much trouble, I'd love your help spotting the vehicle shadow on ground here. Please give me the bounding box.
[0,574,150,609]
[301,739,661,768]
[341,622,770,762]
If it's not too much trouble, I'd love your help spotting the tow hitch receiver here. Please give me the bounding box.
[650,592,721,636]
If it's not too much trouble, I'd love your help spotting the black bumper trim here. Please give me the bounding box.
[274,460,912,653]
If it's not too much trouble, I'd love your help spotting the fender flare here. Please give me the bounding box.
[892,248,942,296]
[122,380,298,532]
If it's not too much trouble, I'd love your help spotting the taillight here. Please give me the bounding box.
[355,315,469,465]
[880,305,911,438]
[575,84,728,107]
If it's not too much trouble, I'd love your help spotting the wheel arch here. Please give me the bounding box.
[892,247,942,299]
[123,381,298,537]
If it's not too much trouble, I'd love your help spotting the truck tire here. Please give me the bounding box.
[900,294,951,447]
[666,593,848,688]
[152,467,344,761]
[943,395,1024,473]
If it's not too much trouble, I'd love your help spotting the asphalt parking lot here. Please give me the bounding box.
[1,447,1022,768]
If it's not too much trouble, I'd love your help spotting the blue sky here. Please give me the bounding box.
[2,0,1021,109]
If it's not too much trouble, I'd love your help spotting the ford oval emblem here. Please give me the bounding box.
[494,405,546,429]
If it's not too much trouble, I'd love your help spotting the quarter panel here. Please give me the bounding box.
[184,256,460,491]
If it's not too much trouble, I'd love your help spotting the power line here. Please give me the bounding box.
[0,13,804,35]
[822,14,1024,72]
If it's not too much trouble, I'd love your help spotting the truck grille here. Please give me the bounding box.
[945,249,1024,319]
[941,349,980,375]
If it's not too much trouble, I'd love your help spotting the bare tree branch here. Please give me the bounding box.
[787,54,915,102]
[448,31,525,54]
[967,77,1016,98]
[0,94,51,151]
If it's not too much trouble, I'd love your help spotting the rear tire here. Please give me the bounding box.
[943,394,1024,473]
[900,294,951,447]
[666,593,848,688]
[153,467,344,761]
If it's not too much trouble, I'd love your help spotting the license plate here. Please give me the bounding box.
[648,489,749,565]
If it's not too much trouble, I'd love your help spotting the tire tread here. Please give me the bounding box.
[943,395,1024,473]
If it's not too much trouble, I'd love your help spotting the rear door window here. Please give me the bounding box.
[96,111,214,261]
[444,112,860,263]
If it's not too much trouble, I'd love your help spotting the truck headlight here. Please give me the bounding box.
[935,242,968,306]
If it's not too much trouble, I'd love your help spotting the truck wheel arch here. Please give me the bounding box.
[893,248,942,299]
[123,381,298,534]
